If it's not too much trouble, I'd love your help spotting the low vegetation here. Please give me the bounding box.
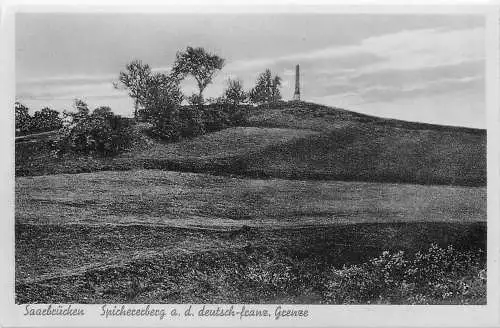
[324,244,485,304]
[16,222,486,304]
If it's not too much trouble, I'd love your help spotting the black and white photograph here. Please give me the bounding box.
[2,2,500,326]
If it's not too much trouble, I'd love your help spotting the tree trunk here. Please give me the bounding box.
[198,88,204,109]
[134,99,138,121]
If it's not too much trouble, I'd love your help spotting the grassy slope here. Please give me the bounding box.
[242,102,486,186]
[15,101,486,186]
[15,127,319,176]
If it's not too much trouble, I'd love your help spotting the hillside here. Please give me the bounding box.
[15,101,486,186]
[15,102,487,304]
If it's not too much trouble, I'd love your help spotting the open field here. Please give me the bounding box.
[16,170,485,227]
[16,170,486,303]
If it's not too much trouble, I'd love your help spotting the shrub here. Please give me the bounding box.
[178,106,206,138]
[63,99,91,126]
[92,106,113,118]
[29,107,63,133]
[15,102,32,136]
[186,94,203,107]
[244,254,304,299]
[57,111,133,156]
[149,115,182,141]
[223,78,247,106]
[323,244,486,304]
[200,106,227,133]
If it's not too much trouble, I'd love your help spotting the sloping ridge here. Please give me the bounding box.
[239,102,486,186]
[120,102,485,186]
[15,101,486,187]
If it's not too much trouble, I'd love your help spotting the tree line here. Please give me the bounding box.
[115,46,283,139]
[15,103,63,136]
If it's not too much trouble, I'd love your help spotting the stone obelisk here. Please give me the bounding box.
[293,64,301,101]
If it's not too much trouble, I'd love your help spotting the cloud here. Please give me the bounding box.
[17,74,115,87]
[310,60,484,96]
[225,26,484,73]
[349,60,484,87]
[17,81,126,101]
[225,45,383,74]
[358,75,484,102]
[356,27,484,71]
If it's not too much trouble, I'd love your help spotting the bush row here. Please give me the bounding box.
[55,111,134,157]
[147,103,249,141]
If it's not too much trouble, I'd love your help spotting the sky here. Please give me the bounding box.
[16,13,485,128]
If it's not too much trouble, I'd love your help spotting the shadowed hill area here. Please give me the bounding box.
[239,102,485,186]
[15,101,486,186]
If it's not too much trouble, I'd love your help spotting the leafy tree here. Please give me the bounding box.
[15,102,31,135]
[223,78,247,106]
[249,69,282,105]
[172,46,225,105]
[30,107,63,133]
[138,72,184,140]
[114,60,152,119]
[271,75,282,102]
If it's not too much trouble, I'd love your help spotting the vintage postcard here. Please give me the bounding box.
[1,1,499,327]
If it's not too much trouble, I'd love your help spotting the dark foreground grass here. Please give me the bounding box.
[16,221,486,304]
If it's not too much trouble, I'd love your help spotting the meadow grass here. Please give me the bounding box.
[16,170,485,227]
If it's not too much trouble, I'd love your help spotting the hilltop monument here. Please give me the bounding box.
[293,64,301,101]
